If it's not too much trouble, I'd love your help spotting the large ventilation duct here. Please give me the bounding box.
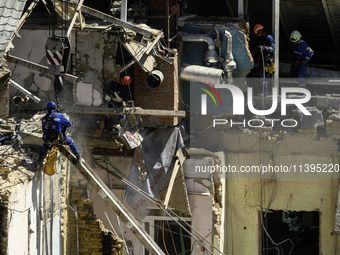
[180,64,225,85]
[145,70,164,89]
[222,30,237,78]
[181,34,219,67]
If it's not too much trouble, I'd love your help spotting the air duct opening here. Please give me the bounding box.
[145,70,164,89]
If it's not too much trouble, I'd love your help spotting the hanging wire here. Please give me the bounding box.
[165,217,178,255]
[162,212,170,255]
[115,28,140,102]
[93,159,224,255]
[259,132,294,255]
[97,191,130,254]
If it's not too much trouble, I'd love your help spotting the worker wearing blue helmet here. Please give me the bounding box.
[289,30,314,88]
[38,101,81,164]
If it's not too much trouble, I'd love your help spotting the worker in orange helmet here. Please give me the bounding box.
[121,75,132,86]
[104,76,132,106]
[253,24,275,95]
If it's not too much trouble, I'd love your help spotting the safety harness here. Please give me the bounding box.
[43,112,58,142]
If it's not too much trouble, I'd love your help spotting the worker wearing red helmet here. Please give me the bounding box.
[104,76,132,105]
[121,75,132,86]
[253,24,275,95]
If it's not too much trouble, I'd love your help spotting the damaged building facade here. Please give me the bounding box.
[2,0,340,254]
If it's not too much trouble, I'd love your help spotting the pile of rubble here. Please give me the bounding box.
[0,112,45,195]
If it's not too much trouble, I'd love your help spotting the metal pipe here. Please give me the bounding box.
[182,34,215,50]
[222,30,237,78]
[224,30,234,62]
[181,34,219,66]
[9,79,41,103]
[180,64,225,84]
[167,0,170,48]
[121,0,127,22]
[272,0,280,87]
[238,0,244,19]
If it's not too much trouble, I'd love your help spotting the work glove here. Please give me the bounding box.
[112,92,123,103]
[258,45,268,51]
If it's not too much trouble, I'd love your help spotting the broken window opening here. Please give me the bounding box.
[260,210,319,255]
[143,214,191,255]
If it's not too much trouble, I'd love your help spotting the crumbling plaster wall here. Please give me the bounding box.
[74,29,122,107]
[10,29,62,104]
[9,28,122,109]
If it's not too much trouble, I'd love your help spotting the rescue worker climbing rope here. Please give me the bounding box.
[253,24,275,95]
[289,30,314,88]
[37,101,81,168]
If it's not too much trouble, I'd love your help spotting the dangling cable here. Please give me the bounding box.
[93,159,225,255]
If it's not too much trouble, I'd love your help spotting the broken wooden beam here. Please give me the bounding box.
[67,1,153,39]
[11,0,40,43]
[7,55,78,84]
[66,0,84,38]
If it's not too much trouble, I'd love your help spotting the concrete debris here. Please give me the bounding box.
[297,108,325,129]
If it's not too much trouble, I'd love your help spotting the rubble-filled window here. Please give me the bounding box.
[261,210,319,255]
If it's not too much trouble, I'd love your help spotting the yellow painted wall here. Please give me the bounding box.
[224,152,340,255]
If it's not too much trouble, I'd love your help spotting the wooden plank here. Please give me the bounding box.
[66,1,154,39]
[7,55,78,84]
[11,0,40,43]
[163,159,181,209]
[66,0,85,38]
[163,148,186,209]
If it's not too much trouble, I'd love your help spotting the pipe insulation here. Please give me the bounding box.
[181,34,219,65]
[222,30,237,77]
[181,34,216,50]
[224,30,234,62]
[9,79,41,103]
[180,65,225,84]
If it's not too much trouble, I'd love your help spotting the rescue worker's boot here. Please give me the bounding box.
[76,154,82,164]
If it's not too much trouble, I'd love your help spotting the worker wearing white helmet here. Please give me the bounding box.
[289,30,314,88]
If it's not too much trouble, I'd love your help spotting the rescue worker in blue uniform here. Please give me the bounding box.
[38,101,81,164]
[253,24,275,95]
[289,30,314,88]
